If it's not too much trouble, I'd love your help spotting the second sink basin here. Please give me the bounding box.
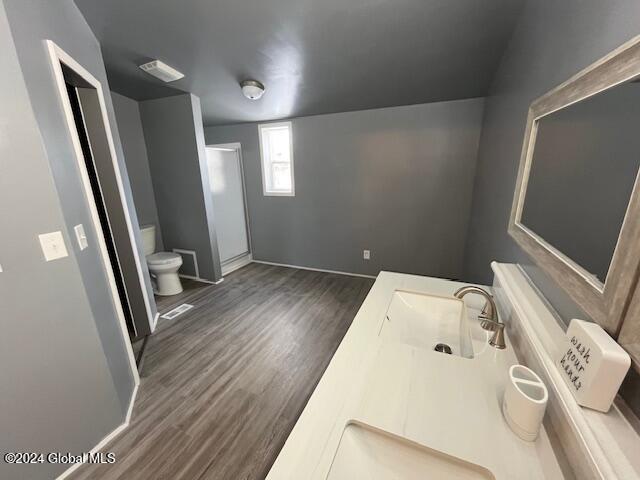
[380,290,474,358]
[327,421,495,480]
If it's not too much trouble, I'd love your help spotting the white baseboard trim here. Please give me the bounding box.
[56,383,138,480]
[150,312,160,332]
[253,260,377,279]
[221,253,252,276]
[178,274,220,285]
[125,383,138,424]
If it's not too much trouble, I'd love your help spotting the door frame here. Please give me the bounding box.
[206,142,253,268]
[46,40,144,390]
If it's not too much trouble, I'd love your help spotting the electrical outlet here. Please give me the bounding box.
[363,249,371,260]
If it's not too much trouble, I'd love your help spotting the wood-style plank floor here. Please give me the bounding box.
[70,263,374,480]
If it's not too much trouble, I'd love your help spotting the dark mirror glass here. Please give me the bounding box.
[520,80,640,284]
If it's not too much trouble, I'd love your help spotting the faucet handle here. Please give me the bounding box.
[479,309,498,330]
[489,323,506,350]
[479,318,500,331]
[480,319,506,349]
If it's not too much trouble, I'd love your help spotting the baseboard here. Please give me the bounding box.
[252,260,377,279]
[56,383,138,479]
[178,274,221,285]
[221,253,253,276]
[150,312,160,332]
[125,383,138,424]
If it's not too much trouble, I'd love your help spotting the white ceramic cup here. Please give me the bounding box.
[503,365,548,441]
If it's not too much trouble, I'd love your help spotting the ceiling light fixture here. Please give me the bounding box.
[240,79,265,100]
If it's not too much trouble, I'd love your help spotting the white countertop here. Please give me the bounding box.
[266,271,567,479]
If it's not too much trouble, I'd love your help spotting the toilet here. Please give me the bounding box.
[140,225,183,296]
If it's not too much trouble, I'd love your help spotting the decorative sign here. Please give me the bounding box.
[557,319,630,413]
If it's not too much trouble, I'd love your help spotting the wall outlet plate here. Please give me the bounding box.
[38,231,69,262]
[557,319,630,412]
[363,250,370,260]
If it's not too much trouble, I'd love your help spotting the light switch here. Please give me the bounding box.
[74,224,88,250]
[38,231,69,262]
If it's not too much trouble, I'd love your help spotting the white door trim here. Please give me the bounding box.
[46,42,155,336]
[46,40,141,387]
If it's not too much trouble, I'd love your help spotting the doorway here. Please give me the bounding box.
[206,144,252,275]
[46,41,144,387]
[64,78,137,338]
[51,58,155,338]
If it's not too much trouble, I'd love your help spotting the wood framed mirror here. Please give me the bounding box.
[509,36,640,368]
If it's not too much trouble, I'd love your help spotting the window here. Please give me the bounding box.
[258,122,295,196]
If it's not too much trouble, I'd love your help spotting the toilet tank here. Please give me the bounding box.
[140,225,156,256]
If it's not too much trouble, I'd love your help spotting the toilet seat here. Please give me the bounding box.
[147,252,182,267]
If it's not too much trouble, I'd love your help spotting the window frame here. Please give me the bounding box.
[258,121,295,197]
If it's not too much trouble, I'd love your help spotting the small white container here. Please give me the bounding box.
[502,365,548,442]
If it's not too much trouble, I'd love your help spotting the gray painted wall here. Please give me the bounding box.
[140,94,222,281]
[111,91,164,250]
[206,98,485,279]
[0,0,145,478]
[463,0,640,412]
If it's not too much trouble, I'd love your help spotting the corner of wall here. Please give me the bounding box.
[190,93,223,281]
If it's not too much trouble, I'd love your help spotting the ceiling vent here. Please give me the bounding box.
[139,60,184,83]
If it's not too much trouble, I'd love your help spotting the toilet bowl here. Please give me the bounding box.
[140,225,183,296]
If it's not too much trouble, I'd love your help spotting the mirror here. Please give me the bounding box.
[519,79,640,285]
[509,36,640,346]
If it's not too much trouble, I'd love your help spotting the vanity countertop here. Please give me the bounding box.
[266,271,567,480]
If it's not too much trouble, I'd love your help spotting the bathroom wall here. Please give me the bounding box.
[205,98,485,279]
[112,91,164,250]
[140,93,222,281]
[463,0,640,412]
[0,0,143,478]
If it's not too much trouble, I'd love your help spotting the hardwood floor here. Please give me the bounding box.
[70,263,374,480]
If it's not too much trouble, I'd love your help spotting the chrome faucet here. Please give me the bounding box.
[453,286,498,323]
[453,285,506,349]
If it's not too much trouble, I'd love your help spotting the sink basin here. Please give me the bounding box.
[327,421,495,480]
[380,290,474,358]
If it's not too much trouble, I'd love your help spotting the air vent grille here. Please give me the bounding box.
[160,303,194,320]
[139,60,184,82]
